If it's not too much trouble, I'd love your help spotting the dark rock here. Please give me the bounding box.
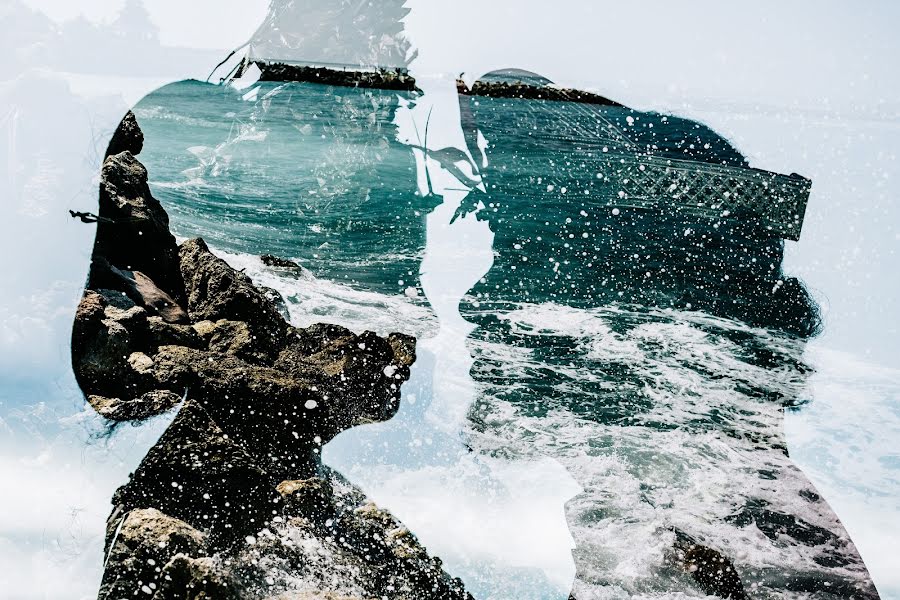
[99,508,207,600]
[261,254,304,273]
[105,110,144,158]
[91,257,187,323]
[96,287,137,310]
[262,285,291,319]
[89,389,181,421]
[673,531,748,600]
[257,62,419,92]
[90,151,185,303]
[113,400,275,544]
[264,594,363,600]
[156,555,242,600]
[75,119,470,599]
[461,78,622,107]
[277,478,335,521]
[180,238,288,354]
[147,316,203,349]
[233,470,472,600]
[682,544,748,600]
[71,290,149,402]
[196,319,267,361]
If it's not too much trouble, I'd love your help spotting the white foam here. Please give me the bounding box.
[465,301,874,596]
[208,244,437,338]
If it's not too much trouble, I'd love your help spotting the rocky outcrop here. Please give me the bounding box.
[255,62,418,92]
[75,113,470,600]
[179,238,289,352]
[458,78,623,107]
[105,110,144,157]
[261,254,305,275]
[672,531,748,600]
[89,150,185,305]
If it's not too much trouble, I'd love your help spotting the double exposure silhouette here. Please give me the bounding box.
[67,3,879,598]
[454,70,878,599]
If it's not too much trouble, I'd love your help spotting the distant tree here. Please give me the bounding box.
[250,0,415,68]
[111,0,159,44]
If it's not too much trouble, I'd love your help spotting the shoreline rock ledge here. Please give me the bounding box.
[72,112,471,600]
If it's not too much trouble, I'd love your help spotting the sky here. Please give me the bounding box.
[19,0,900,116]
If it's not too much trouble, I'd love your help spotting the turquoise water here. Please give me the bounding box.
[139,80,431,295]
[134,79,879,599]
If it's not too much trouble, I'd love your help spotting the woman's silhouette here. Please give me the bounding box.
[455,69,879,599]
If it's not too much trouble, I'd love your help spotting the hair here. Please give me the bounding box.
[460,75,821,339]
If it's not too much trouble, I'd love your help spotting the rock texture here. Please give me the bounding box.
[75,113,470,600]
[105,110,144,157]
[673,529,748,600]
[89,150,185,305]
[255,62,418,92]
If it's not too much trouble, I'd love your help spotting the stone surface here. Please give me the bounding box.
[90,150,185,304]
[276,478,335,521]
[156,555,242,600]
[180,238,288,353]
[105,110,144,157]
[99,508,207,600]
[672,531,748,600]
[261,254,305,273]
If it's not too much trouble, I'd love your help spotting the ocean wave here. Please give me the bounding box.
[461,301,873,597]
[206,244,437,338]
[133,105,224,130]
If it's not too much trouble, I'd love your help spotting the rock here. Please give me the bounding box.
[202,319,269,361]
[96,287,137,310]
[277,478,335,521]
[147,316,203,349]
[71,290,148,401]
[259,254,303,272]
[232,470,471,600]
[156,554,242,600]
[180,238,288,353]
[262,285,291,319]
[682,545,748,600]
[276,327,417,431]
[75,118,470,599]
[673,531,748,600]
[261,253,305,273]
[99,508,207,600]
[88,390,181,422]
[265,593,363,600]
[128,351,154,373]
[91,151,185,303]
[257,62,419,92]
[105,110,144,157]
[125,269,187,323]
[464,78,622,107]
[113,401,275,543]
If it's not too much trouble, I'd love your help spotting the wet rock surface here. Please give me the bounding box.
[75,113,470,600]
[255,62,418,92]
[105,109,144,157]
[458,78,623,106]
[90,150,185,305]
[672,533,749,600]
[261,254,305,274]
